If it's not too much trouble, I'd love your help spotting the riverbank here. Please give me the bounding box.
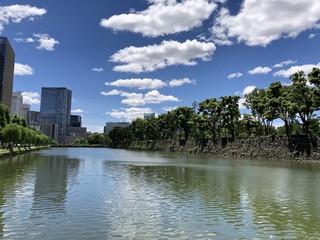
[122,135,320,161]
[0,145,51,158]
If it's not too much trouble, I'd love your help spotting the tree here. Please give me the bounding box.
[173,107,194,140]
[290,71,319,135]
[244,88,274,135]
[130,118,146,141]
[267,82,297,136]
[220,95,240,139]
[1,124,22,146]
[198,98,221,139]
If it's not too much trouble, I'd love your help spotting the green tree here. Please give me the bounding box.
[244,88,273,135]
[130,118,146,141]
[220,95,240,139]
[198,98,221,139]
[1,124,22,146]
[290,71,319,135]
[267,82,297,136]
[173,106,194,140]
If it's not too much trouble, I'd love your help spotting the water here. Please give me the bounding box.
[0,147,320,239]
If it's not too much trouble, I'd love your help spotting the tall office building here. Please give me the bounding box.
[40,87,72,143]
[21,103,30,120]
[10,91,23,117]
[70,115,82,127]
[0,37,15,109]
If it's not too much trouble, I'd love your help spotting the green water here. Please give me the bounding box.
[0,147,320,239]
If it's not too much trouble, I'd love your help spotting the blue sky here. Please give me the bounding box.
[1,0,320,132]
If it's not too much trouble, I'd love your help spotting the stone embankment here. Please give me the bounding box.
[125,135,320,161]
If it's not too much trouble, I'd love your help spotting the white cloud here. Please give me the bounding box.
[14,37,35,43]
[92,68,104,72]
[0,5,46,33]
[237,85,256,109]
[107,107,153,122]
[228,72,243,79]
[106,78,167,90]
[101,89,123,96]
[21,92,40,105]
[100,0,216,37]
[162,106,178,112]
[168,78,196,87]
[211,0,320,46]
[309,33,317,39]
[14,63,34,76]
[110,39,216,73]
[86,125,104,133]
[15,33,59,51]
[101,89,180,106]
[243,85,256,95]
[273,63,320,78]
[33,33,59,51]
[248,66,272,75]
[71,109,84,113]
[273,59,297,68]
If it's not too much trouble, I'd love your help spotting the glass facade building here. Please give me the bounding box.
[40,87,72,142]
[0,37,15,109]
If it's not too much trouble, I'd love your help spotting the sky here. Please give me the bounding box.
[0,0,320,132]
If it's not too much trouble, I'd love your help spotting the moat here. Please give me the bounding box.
[0,147,320,239]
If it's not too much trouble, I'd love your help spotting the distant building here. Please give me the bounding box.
[40,87,72,143]
[0,37,15,109]
[10,92,23,117]
[70,115,82,127]
[28,110,40,127]
[144,112,155,120]
[21,103,30,121]
[104,122,130,134]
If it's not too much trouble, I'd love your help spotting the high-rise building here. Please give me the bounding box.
[0,37,15,109]
[70,115,82,127]
[40,87,72,143]
[10,91,23,117]
[21,103,30,120]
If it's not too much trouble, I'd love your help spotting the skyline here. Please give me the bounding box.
[1,0,320,132]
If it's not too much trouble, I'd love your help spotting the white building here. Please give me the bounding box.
[10,92,23,118]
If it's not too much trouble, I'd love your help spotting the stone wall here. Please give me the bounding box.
[125,136,320,161]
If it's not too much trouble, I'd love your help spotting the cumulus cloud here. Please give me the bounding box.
[101,89,179,106]
[33,33,59,51]
[21,92,40,105]
[15,33,59,51]
[273,59,297,68]
[228,72,243,79]
[309,33,317,39]
[92,68,104,72]
[248,66,272,75]
[168,78,196,87]
[162,106,178,112]
[106,78,167,90]
[211,0,320,46]
[71,109,84,113]
[0,5,46,33]
[100,0,216,37]
[107,107,154,122]
[14,63,34,76]
[273,63,320,78]
[237,85,256,109]
[110,39,215,73]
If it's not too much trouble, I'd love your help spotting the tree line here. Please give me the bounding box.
[107,68,320,145]
[0,104,53,149]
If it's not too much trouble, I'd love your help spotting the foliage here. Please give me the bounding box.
[101,68,320,144]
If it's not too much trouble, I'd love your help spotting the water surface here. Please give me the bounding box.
[0,148,320,239]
